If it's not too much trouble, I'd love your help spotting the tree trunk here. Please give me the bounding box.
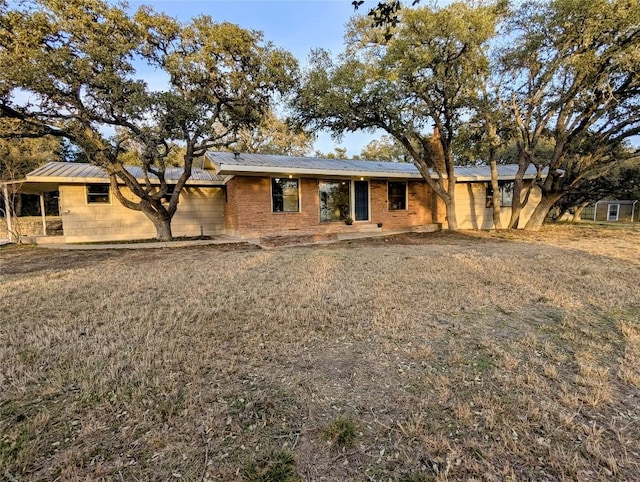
[141,207,173,241]
[555,206,569,222]
[444,198,459,231]
[508,149,530,229]
[15,194,23,217]
[523,194,563,231]
[489,158,502,230]
[153,217,173,241]
[571,203,588,222]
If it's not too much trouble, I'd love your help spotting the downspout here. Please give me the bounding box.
[632,200,637,223]
[39,193,47,235]
[2,182,13,243]
[593,200,599,221]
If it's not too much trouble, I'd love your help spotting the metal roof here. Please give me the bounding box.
[18,156,544,187]
[205,152,541,181]
[26,162,225,185]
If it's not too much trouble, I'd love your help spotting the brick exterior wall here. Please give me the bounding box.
[224,176,436,238]
[369,180,433,229]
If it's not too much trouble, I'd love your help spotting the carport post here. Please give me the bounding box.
[2,182,13,242]
[39,193,47,235]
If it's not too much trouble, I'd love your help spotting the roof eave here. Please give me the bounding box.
[215,163,424,179]
[25,175,224,186]
[456,174,539,182]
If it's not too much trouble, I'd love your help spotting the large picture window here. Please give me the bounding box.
[319,180,350,222]
[388,181,407,210]
[86,184,110,204]
[272,178,300,212]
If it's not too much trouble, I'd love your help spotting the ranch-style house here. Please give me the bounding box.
[2,152,543,243]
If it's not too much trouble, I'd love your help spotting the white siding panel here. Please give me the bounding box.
[455,182,542,230]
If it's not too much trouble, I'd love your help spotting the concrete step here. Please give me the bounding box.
[356,223,382,233]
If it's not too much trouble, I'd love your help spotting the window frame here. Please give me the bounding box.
[387,180,408,211]
[499,181,514,208]
[271,177,301,213]
[86,184,111,205]
[486,181,514,208]
[607,203,620,221]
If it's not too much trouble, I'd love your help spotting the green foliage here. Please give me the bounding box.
[0,0,297,239]
[501,0,640,228]
[0,124,64,180]
[322,417,358,449]
[360,135,407,162]
[314,147,352,159]
[242,450,300,482]
[293,1,504,229]
[233,111,313,156]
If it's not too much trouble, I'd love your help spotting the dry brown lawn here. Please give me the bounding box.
[1,223,639,481]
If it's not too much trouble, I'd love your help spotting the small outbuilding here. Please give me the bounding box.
[589,200,639,223]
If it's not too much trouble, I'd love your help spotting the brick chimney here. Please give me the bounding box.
[428,126,446,173]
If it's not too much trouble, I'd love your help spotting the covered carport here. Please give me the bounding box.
[1,179,60,243]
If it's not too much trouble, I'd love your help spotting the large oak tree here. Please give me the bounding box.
[501,0,640,229]
[293,1,504,230]
[0,0,297,240]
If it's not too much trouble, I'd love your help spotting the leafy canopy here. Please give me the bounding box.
[0,0,297,239]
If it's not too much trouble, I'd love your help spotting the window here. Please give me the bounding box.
[272,178,300,212]
[319,180,350,221]
[388,181,407,210]
[500,182,514,207]
[607,203,620,221]
[86,184,110,204]
[486,181,514,208]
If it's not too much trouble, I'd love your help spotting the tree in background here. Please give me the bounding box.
[360,135,407,162]
[293,1,504,230]
[0,0,296,240]
[0,122,64,182]
[313,147,353,159]
[554,158,640,221]
[351,0,640,231]
[0,119,65,217]
[232,111,313,156]
[501,0,640,230]
[135,8,297,239]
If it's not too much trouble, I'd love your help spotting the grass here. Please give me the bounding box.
[1,223,639,480]
[322,417,358,449]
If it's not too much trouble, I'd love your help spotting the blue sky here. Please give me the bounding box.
[123,0,381,157]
